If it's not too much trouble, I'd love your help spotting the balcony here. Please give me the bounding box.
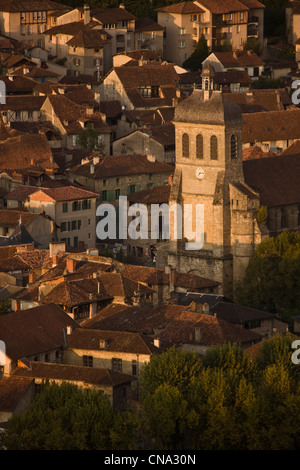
[247,26,259,38]
[248,16,259,24]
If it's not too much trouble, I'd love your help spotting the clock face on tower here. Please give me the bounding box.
[195,167,205,180]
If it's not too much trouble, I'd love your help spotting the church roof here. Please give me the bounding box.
[173,89,244,126]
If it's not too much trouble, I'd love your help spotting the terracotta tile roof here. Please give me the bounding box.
[2,75,37,94]
[113,63,179,88]
[44,20,86,36]
[121,265,220,290]
[279,140,300,156]
[127,184,171,205]
[66,29,110,48]
[151,123,175,147]
[67,327,158,355]
[225,89,287,113]
[242,109,300,143]
[99,100,122,119]
[82,303,151,330]
[83,302,262,347]
[243,153,300,207]
[69,154,174,179]
[46,94,86,122]
[213,50,264,68]
[134,17,164,32]
[0,208,40,227]
[0,0,70,12]
[242,145,277,161]
[15,249,53,269]
[0,303,79,360]
[11,361,135,387]
[40,278,113,307]
[156,1,204,14]
[214,70,252,86]
[0,254,30,272]
[28,186,99,202]
[91,6,136,23]
[0,376,34,412]
[0,95,46,111]
[97,272,154,299]
[238,0,265,7]
[37,257,111,283]
[0,133,56,170]
[194,0,249,14]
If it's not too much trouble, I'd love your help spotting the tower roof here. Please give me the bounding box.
[173,89,244,126]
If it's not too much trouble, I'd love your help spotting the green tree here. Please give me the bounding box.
[143,384,192,450]
[235,231,300,324]
[0,299,11,315]
[0,382,140,450]
[182,34,209,71]
[139,347,202,400]
[77,124,104,152]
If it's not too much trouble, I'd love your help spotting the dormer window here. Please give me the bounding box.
[138,86,159,98]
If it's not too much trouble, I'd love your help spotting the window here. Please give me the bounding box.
[83,355,93,367]
[112,358,122,372]
[60,222,67,232]
[33,11,37,19]
[28,110,33,120]
[101,190,107,201]
[71,220,77,231]
[230,134,238,159]
[196,134,203,159]
[21,25,25,35]
[151,31,155,39]
[132,359,137,376]
[182,133,189,158]
[82,199,91,210]
[128,184,135,194]
[115,189,120,199]
[116,178,120,185]
[21,12,25,21]
[178,40,185,48]
[62,202,68,213]
[103,179,107,187]
[15,111,21,120]
[27,25,32,35]
[178,28,185,35]
[72,200,81,211]
[74,236,78,247]
[210,135,218,160]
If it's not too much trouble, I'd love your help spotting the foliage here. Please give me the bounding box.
[182,34,209,71]
[0,299,11,315]
[243,38,262,56]
[77,124,104,152]
[251,76,285,89]
[0,382,140,450]
[139,346,202,400]
[256,205,268,224]
[235,231,300,324]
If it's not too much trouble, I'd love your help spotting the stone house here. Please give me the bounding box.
[0,95,46,124]
[99,62,180,111]
[202,50,265,81]
[0,208,55,249]
[0,303,79,376]
[133,16,164,54]
[112,123,175,164]
[24,186,99,249]
[242,109,300,153]
[64,327,159,391]
[40,94,111,152]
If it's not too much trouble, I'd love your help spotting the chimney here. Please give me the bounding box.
[168,174,173,185]
[154,337,160,348]
[233,51,237,58]
[66,258,76,272]
[90,163,95,174]
[28,272,35,284]
[195,327,201,343]
[93,155,100,165]
[147,154,155,162]
[169,267,175,293]
[52,255,58,267]
[119,2,125,8]
[83,4,90,25]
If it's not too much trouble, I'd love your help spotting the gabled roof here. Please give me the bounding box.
[66,29,110,48]
[0,0,70,12]
[0,303,79,360]
[242,109,300,143]
[69,154,174,179]
[194,0,249,14]
[90,6,136,23]
[66,328,159,355]
[155,1,204,14]
[40,278,113,307]
[11,361,135,387]
[134,17,164,32]
[28,186,99,203]
[211,50,264,68]
[97,272,154,299]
